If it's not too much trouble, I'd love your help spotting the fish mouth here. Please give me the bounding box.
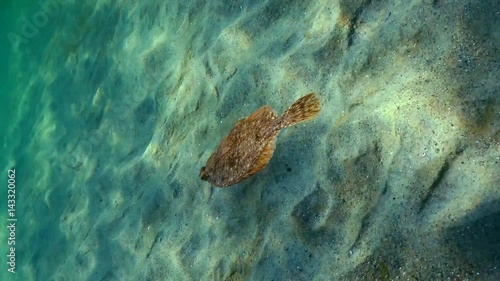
[200,167,208,181]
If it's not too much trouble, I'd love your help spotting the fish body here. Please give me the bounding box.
[200,93,320,187]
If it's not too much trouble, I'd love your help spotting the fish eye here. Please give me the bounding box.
[200,167,208,181]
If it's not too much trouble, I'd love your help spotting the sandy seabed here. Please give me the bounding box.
[1,0,499,280]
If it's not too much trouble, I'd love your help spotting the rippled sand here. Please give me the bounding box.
[1,0,499,280]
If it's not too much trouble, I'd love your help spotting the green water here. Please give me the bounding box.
[1,1,499,280]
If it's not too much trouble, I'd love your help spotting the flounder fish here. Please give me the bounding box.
[200,93,320,187]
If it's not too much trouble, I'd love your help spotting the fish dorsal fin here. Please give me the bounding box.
[234,117,245,128]
[247,105,276,122]
[246,134,278,177]
[246,105,278,139]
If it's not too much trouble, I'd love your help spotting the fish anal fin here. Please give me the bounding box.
[246,134,277,177]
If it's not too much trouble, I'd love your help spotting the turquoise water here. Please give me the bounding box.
[1,0,499,280]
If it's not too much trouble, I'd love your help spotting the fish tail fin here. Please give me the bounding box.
[277,93,320,129]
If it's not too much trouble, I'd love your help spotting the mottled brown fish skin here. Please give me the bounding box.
[200,93,320,187]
